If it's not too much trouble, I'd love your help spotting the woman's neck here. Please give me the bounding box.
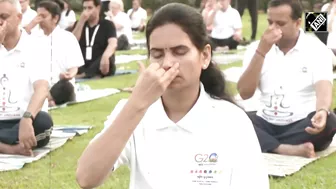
[162,82,200,123]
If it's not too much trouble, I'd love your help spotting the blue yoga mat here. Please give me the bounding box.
[76,69,137,83]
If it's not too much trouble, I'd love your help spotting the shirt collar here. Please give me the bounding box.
[149,83,211,133]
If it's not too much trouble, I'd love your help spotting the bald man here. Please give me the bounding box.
[0,0,53,156]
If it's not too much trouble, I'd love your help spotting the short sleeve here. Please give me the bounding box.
[69,11,77,23]
[89,99,133,171]
[28,36,50,84]
[233,10,242,29]
[104,20,117,39]
[141,9,147,20]
[321,3,330,12]
[127,9,132,16]
[65,32,85,69]
[230,111,270,189]
[241,41,259,72]
[312,44,333,84]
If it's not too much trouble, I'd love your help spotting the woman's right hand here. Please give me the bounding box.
[128,61,180,110]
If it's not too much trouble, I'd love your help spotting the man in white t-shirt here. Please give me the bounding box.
[33,1,84,106]
[0,0,53,156]
[106,0,133,50]
[127,0,147,32]
[238,0,336,158]
[207,0,242,50]
[19,0,36,27]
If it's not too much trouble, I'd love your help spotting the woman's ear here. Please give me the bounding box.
[201,44,212,70]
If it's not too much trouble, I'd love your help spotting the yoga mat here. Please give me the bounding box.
[75,69,138,83]
[212,51,245,65]
[264,136,336,177]
[333,73,336,79]
[0,125,92,172]
[48,87,120,110]
[116,54,147,64]
[222,67,243,83]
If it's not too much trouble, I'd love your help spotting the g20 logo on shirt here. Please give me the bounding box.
[195,153,218,163]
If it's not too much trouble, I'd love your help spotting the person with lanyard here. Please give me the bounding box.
[72,0,118,79]
[0,0,53,156]
[32,0,84,107]
[76,3,269,189]
[238,0,336,158]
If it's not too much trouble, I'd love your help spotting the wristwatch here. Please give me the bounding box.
[318,108,330,115]
[23,111,35,122]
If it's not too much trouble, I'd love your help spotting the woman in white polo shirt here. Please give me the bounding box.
[76,3,269,189]
[207,0,243,51]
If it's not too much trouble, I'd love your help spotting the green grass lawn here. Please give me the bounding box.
[1,11,336,189]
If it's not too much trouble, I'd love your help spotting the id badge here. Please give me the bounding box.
[86,46,92,60]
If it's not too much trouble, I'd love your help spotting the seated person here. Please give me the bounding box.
[127,0,147,32]
[72,0,117,79]
[105,0,133,50]
[207,0,242,50]
[76,3,270,189]
[238,0,336,158]
[58,0,77,30]
[33,0,84,106]
[19,0,37,27]
[0,0,53,156]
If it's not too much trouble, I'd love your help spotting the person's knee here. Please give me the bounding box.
[34,111,53,148]
[34,111,53,130]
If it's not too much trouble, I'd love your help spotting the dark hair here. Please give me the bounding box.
[50,80,76,105]
[268,0,303,20]
[54,0,64,11]
[82,0,101,7]
[38,0,62,23]
[145,3,235,103]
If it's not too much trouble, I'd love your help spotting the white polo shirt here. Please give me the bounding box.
[32,26,84,86]
[127,7,147,29]
[91,84,269,189]
[0,30,49,120]
[211,6,242,39]
[241,29,333,126]
[109,11,133,44]
[59,10,77,30]
[21,6,37,27]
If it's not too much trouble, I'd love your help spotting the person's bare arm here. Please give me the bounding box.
[76,100,147,189]
[67,67,78,78]
[24,16,42,34]
[26,80,49,117]
[72,20,86,41]
[206,9,217,27]
[315,81,333,111]
[103,37,117,58]
[237,52,264,100]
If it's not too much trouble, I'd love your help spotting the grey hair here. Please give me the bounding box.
[110,0,124,11]
[0,0,22,13]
